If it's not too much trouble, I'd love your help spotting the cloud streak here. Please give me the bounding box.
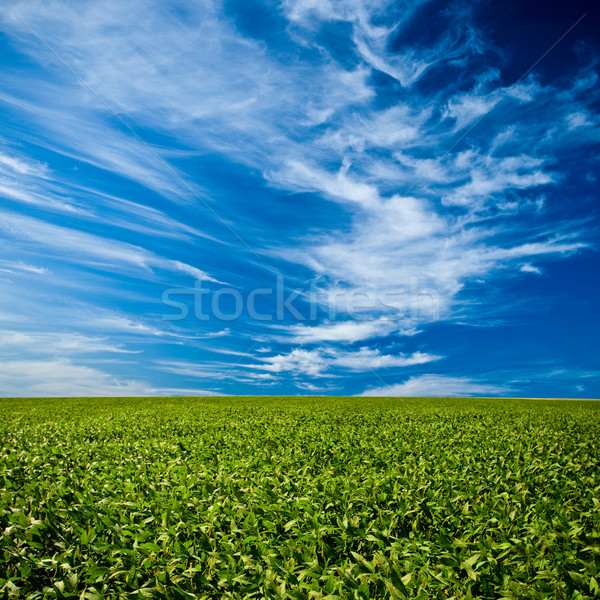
[0,210,219,282]
[360,374,510,397]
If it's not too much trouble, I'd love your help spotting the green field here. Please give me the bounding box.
[1,397,599,599]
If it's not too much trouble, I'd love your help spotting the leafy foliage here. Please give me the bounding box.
[1,396,599,599]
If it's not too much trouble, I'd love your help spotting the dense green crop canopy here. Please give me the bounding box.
[1,397,599,599]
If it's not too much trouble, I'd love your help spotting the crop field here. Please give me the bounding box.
[1,397,599,600]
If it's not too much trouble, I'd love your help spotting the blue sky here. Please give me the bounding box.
[0,0,598,397]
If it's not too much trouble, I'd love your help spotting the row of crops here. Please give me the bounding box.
[1,396,599,598]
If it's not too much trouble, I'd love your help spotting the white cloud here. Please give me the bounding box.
[566,111,594,130]
[0,358,153,397]
[443,71,540,131]
[248,346,440,377]
[0,330,139,355]
[0,0,374,189]
[0,89,196,202]
[154,361,236,380]
[353,36,430,87]
[0,145,222,245]
[0,357,225,396]
[360,374,510,397]
[331,347,440,370]
[287,319,399,344]
[270,159,382,209]
[155,355,275,385]
[85,314,199,339]
[283,0,475,88]
[441,153,553,208]
[285,203,588,328]
[520,263,542,274]
[0,150,47,176]
[198,328,230,338]
[253,348,328,377]
[84,316,164,336]
[0,259,49,275]
[0,209,219,282]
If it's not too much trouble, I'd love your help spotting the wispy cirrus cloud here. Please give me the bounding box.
[0,144,221,242]
[0,358,153,397]
[0,210,219,282]
[0,357,225,397]
[0,330,139,355]
[0,259,49,275]
[360,374,510,397]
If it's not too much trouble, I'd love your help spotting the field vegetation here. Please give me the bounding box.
[1,396,599,599]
